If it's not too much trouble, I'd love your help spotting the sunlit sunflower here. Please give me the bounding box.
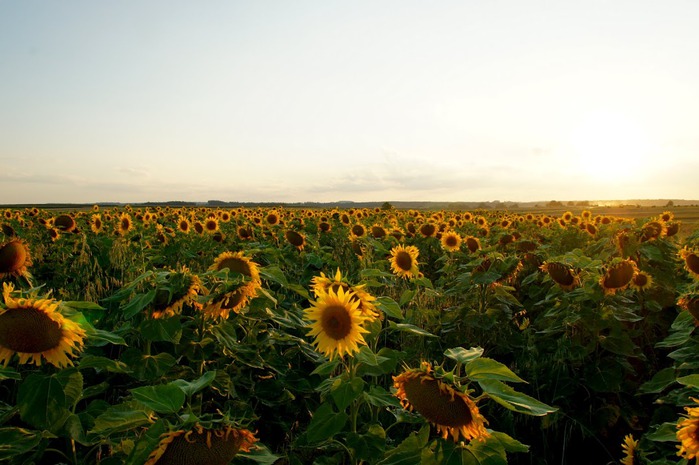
[304,287,369,360]
[219,210,232,222]
[90,214,103,234]
[440,231,462,252]
[151,269,203,319]
[318,221,331,233]
[0,283,86,368]
[117,212,133,236]
[640,221,665,242]
[0,239,32,279]
[677,398,699,461]
[53,214,76,232]
[665,222,681,237]
[177,216,191,234]
[620,434,638,465]
[540,261,580,291]
[265,210,280,226]
[204,218,219,234]
[600,259,638,295]
[145,424,257,465]
[389,245,420,279]
[393,362,490,443]
[311,269,379,321]
[630,271,653,292]
[210,251,261,287]
[660,211,674,223]
[284,230,306,250]
[48,228,61,242]
[680,247,699,279]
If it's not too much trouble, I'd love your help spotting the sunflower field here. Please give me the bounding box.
[1,204,698,464]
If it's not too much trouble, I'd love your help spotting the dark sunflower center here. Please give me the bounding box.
[466,238,480,253]
[403,376,474,428]
[217,258,251,276]
[220,290,246,310]
[395,251,413,272]
[321,305,352,340]
[686,253,699,275]
[351,225,365,236]
[0,308,63,353]
[633,274,648,287]
[0,241,28,272]
[420,224,436,237]
[285,231,304,247]
[445,236,459,247]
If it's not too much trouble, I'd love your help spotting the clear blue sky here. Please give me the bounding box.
[2,1,698,204]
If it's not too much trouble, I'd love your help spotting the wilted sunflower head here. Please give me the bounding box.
[0,239,32,279]
[304,287,368,360]
[393,362,490,443]
[640,221,665,242]
[145,424,257,465]
[599,259,638,295]
[540,261,580,291]
[677,398,699,461]
[0,283,86,368]
[680,247,699,280]
[389,245,420,279]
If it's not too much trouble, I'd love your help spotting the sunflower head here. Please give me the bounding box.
[0,283,86,368]
[540,261,580,291]
[284,230,306,250]
[419,223,437,238]
[464,236,481,254]
[0,239,32,279]
[678,295,699,323]
[630,270,653,292]
[599,259,638,295]
[620,434,638,465]
[677,398,699,461]
[393,362,490,443]
[54,214,77,232]
[440,231,462,252]
[389,245,420,279]
[304,287,369,360]
[350,223,366,239]
[145,424,257,465]
[680,247,699,279]
[151,269,203,319]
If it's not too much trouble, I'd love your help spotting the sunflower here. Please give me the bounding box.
[464,236,481,254]
[203,218,219,234]
[311,269,379,321]
[237,225,253,241]
[640,221,665,242]
[389,245,420,279]
[540,261,580,291]
[151,269,203,319]
[318,221,331,233]
[0,283,86,368]
[117,212,133,236]
[90,214,103,234]
[145,424,257,465]
[620,434,638,465]
[48,228,61,242]
[417,223,436,238]
[370,224,387,239]
[677,398,699,461]
[630,271,653,292]
[210,251,260,284]
[265,210,280,226]
[660,210,674,223]
[440,231,462,252]
[666,222,681,237]
[350,223,366,239]
[0,239,32,279]
[177,216,191,234]
[393,362,490,443]
[600,259,638,295]
[680,247,699,279]
[207,251,262,318]
[1,224,16,238]
[53,214,76,232]
[304,287,369,360]
[678,295,699,323]
[284,230,306,250]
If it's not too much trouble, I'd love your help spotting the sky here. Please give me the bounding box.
[1,1,698,205]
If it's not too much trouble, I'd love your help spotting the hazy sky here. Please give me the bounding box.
[2,1,698,204]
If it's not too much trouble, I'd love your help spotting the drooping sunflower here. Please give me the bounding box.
[53,214,77,232]
[630,271,653,292]
[600,259,638,295]
[193,221,204,235]
[540,261,580,291]
[318,221,331,233]
[389,245,420,279]
[0,283,86,368]
[370,224,387,239]
[680,247,699,279]
[237,225,253,241]
[117,212,133,236]
[665,221,681,237]
[145,424,257,465]
[419,222,437,238]
[150,269,203,319]
[0,239,32,279]
[393,362,490,443]
[677,398,699,461]
[284,230,306,250]
[1,224,16,238]
[304,287,369,360]
[640,221,665,242]
[205,251,262,318]
[440,231,462,252]
[660,210,674,223]
[90,214,103,234]
[620,434,638,465]
[678,295,699,323]
[464,236,481,254]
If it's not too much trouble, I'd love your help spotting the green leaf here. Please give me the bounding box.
[599,333,638,357]
[356,346,390,368]
[376,296,404,320]
[490,431,529,453]
[363,385,401,408]
[62,300,105,311]
[305,402,348,443]
[646,422,679,442]
[260,266,289,286]
[445,347,484,365]
[79,355,131,373]
[237,443,282,465]
[0,427,42,461]
[478,379,557,416]
[388,321,437,338]
[656,326,694,348]
[17,373,70,431]
[376,426,430,465]
[399,289,417,306]
[139,317,182,343]
[311,358,340,377]
[465,435,508,464]
[347,424,386,462]
[0,366,21,381]
[171,371,217,398]
[331,376,365,411]
[56,368,84,408]
[639,368,677,394]
[121,349,177,381]
[677,374,699,389]
[86,328,127,346]
[91,401,154,436]
[121,290,156,319]
[466,357,525,383]
[357,347,402,376]
[130,384,186,414]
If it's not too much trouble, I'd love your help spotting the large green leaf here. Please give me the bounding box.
[121,349,177,381]
[56,368,84,408]
[0,366,20,381]
[139,317,182,343]
[86,328,127,347]
[79,355,131,373]
[376,425,431,465]
[171,371,217,397]
[305,402,348,443]
[130,384,186,414]
[376,296,404,320]
[17,373,70,432]
[121,290,156,319]
[444,347,484,365]
[639,367,677,394]
[478,379,557,416]
[330,376,365,411]
[0,427,42,461]
[677,374,699,389]
[466,358,525,383]
[91,401,154,436]
[388,321,437,338]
